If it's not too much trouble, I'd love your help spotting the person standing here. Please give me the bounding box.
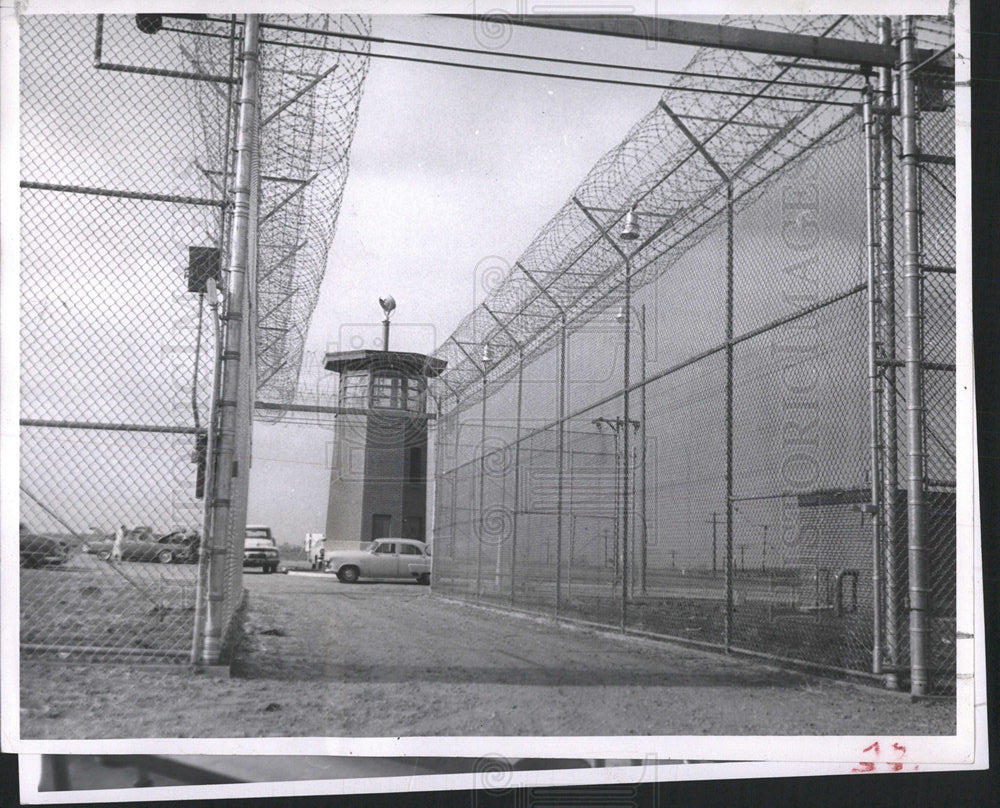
[111,525,124,563]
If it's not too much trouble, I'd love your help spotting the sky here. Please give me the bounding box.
[246,15,701,543]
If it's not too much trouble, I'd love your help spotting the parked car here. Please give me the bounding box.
[243,529,280,574]
[326,538,431,585]
[19,523,70,568]
[90,529,199,564]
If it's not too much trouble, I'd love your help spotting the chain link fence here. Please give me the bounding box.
[431,16,957,695]
[19,14,225,663]
[19,13,956,699]
[19,14,368,666]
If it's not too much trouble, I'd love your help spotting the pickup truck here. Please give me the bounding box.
[243,525,280,574]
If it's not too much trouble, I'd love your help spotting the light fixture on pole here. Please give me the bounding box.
[615,305,626,324]
[481,342,495,366]
[617,204,640,628]
[620,204,640,241]
[379,295,396,351]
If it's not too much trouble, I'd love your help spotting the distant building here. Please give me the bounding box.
[323,348,446,551]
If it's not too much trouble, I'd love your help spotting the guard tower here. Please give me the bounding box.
[323,297,446,551]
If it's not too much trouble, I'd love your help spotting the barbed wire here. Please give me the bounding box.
[429,15,953,412]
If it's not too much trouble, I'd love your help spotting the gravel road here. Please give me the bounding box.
[20,571,954,739]
[230,572,953,737]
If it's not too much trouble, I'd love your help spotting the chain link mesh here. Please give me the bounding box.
[19,15,224,663]
[431,15,957,693]
[914,77,956,695]
[19,13,955,694]
[19,14,369,666]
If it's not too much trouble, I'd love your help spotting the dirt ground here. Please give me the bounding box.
[20,572,954,739]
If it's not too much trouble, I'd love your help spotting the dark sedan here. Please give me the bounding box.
[89,530,200,565]
[19,524,70,568]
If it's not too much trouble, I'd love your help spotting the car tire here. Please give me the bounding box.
[157,549,174,564]
[337,566,359,583]
[418,573,431,586]
[97,550,111,561]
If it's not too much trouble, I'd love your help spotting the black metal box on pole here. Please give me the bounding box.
[187,246,220,294]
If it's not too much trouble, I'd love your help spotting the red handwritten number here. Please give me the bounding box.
[892,743,906,757]
[852,762,876,773]
[863,742,880,755]
[888,762,904,772]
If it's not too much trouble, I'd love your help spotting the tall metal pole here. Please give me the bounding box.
[556,318,566,616]
[724,182,735,653]
[621,261,632,633]
[477,374,487,598]
[203,14,259,666]
[640,304,648,596]
[878,15,902,691]
[613,426,620,584]
[191,278,221,665]
[899,16,928,698]
[454,409,461,560]
[511,351,523,604]
[863,85,885,677]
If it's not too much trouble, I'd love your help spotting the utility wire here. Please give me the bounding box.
[268,39,859,108]
[227,15,866,94]
[168,16,861,106]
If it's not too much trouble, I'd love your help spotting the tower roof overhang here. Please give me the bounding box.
[323,349,448,378]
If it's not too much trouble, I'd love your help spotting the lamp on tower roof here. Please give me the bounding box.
[619,203,641,241]
[379,295,396,351]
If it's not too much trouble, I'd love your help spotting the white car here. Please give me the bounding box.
[326,538,431,585]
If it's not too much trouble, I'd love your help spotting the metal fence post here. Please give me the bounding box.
[556,318,568,616]
[453,408,460,560]
[878,14,902,692]
[640,304,648,596]
[621,261,631,632]
[191,278,221,665]
[724,181,734,653]
[478,374,487,598]
[863,85,885,676]
[512,351,523,604]
[203,14,259,666]
[899,16,929,698]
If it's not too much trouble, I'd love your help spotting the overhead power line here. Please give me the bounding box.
[173,15,862,107]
